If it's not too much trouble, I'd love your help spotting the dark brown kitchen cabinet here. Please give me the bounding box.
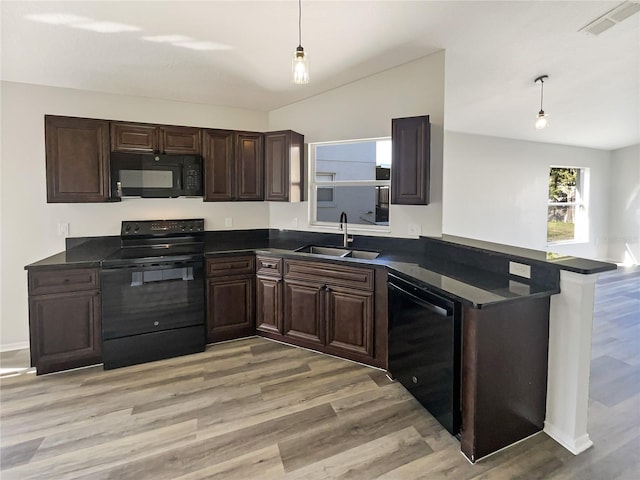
[202,129,234,201]
[27,267,102,374]
[255,256,284,336]
[280,259,375,363]
[201,130,264,201]
[264,130,304,202]
[206,256,255,343]
[391,115,431,205]
[236,132,264,200]
[111,122,201,155]
[283,279,325,348]
[45,115,110,203]
[325,286,374,358]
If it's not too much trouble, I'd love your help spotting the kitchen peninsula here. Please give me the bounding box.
[25,227,615,462]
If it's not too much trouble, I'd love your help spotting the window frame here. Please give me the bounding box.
[308,137,392,232]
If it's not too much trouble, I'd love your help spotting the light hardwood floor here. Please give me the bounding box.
[1,267,638,479]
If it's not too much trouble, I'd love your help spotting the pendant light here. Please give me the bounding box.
[293,0,309,84]
[534,75,549,129]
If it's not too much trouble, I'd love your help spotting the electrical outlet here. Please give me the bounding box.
[291,217,298,229]
[58,223,69,237]
[224,217,233,228]
[407,224,421,237]
[509,261,531,279]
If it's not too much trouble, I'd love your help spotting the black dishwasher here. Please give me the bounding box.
[388,273,461,435]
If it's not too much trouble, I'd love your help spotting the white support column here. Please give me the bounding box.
[544,270,599,454]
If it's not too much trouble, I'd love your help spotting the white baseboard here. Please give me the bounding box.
[544,421,593,455]
[0,342,30,353]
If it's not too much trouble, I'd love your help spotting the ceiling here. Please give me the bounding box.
[1,1,638,150]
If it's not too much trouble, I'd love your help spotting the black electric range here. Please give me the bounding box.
[100,219,206,369]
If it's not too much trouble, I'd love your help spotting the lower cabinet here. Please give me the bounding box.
[256,275,283,335]
[27,267,102,375]
[283,279,325,347]
[257,258,377,365]
[325,286,374,358]
[206,256,255,343]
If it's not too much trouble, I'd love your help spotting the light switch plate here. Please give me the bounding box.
[58,223,69,237]
[224,217,233,228]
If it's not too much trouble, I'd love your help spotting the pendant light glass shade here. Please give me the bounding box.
[293,0,309,84]
[293,46,309,84]
[535,110,549,129]
[534,75,549,129]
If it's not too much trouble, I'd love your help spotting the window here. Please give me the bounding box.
[310,138,391,228]
[547,167,589,243]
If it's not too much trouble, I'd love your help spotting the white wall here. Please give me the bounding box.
[607,144,640,264]
[0,81,269,348]
[268,51,445,239]
[442,131,611,260]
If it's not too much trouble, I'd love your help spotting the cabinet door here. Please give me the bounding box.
[160,126,201,155]
[110,122,158,153]
[45,116,110,203]
[256,275,283,335]
[202,129,235,201]
[283,279,325,347]
[235,132,264,200]
[264,130,304,202]
[206,275,255,343]
[29,290,102,375]
[391,115,430,205]
[326,286,374,359]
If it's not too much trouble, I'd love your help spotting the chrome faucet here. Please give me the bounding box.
[339,211,351,248]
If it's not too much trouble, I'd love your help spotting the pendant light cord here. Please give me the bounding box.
[540,78,544,112]
[298,0,302,48]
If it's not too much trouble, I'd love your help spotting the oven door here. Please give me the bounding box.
[110,152,183,198]
[101,259,204,340]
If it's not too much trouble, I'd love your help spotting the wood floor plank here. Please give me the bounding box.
[283,426,432,480]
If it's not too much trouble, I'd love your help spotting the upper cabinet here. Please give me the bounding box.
[264,130,304,202]
[201,129,264,201]
[391,115,431,205]
[43,115,294,204]
[45,115,110,203]
[201,129,235,201]
[111,122,201,155]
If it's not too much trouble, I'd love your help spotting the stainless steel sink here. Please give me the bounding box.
[294,245,351,257]
[294,245,380,259]
[346,250,380,260]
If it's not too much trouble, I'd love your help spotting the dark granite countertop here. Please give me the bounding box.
[26,229,615,309]
[434,235,616,275]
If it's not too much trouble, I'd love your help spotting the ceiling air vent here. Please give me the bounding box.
[579,0,640,35]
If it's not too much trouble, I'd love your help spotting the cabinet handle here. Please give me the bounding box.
[263,263,276,268]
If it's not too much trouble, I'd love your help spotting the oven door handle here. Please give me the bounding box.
[388,282,452,317]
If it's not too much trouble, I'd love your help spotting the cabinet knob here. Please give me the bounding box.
[153,321,159,326]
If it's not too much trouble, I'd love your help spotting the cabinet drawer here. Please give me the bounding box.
[284,260,374,291]
[207,255,255,277]
[256,256,283,277]
[29,268,99,295]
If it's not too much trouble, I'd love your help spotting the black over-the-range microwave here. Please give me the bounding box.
[110,152,203,199]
